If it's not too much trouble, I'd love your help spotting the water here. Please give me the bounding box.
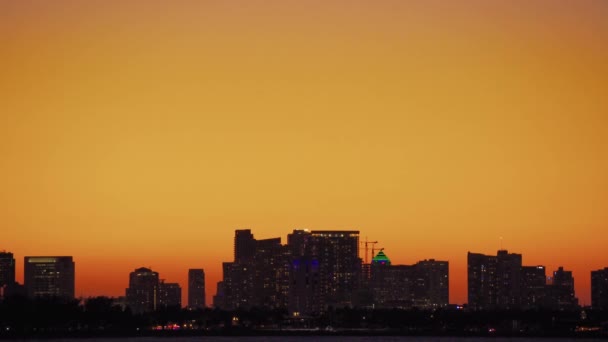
[16,338,607,342]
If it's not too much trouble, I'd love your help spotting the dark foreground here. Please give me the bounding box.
[1,296,608,339]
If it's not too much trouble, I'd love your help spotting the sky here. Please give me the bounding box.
[1,0,607,306]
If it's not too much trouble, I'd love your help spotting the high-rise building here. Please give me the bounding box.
[521,265,547,309]
[545,266,578,310]
[495,250,522,308]
[126,267,159,314]
[287,229,319,314]
[219,231,290,310]
[0,251,15,287]
[309,230,361,310]
[467,250,522,310]
[416,259,449,307]
[370,251,448,309]
[24,256,75,299]
[467,252,497,310]
[158,281,181,308]
[234,229,256,262]
[188,269,206,309]
[591,267,608,310]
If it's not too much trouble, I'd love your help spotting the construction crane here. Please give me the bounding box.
[360,237,378,264]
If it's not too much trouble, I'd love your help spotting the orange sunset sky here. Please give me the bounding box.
[1,1,607,306]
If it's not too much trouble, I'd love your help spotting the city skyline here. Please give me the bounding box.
[1,232,604,308]
[2,1,607,308]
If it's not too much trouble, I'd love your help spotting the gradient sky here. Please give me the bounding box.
[1,0,607,306]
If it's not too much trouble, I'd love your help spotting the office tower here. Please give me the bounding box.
[0,251,15,287]
[591,267,608,310]
[416,259,449,308]
[188,269,206,309]
[24,256,75,299]
[467,252,497,310]
[310,230,361,309]
[521,265,547,309]
[495,250,522,308]
[545,266,578,310]
[254,237,290,308]
[126,267,159,314]
[467,250,522,310]
[158,281,181,308]
[220,261,254,310]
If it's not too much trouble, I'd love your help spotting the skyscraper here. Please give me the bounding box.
[591,267,608,310]
[545,266,578,310]
[219,231,290,310]
[416,259,449,307]
[126,267,159,314]
[521,265,547,309]
[467,252,497,310]
[310,230,361,309]
[0,251,15,287]
[188,269,206,309]
[24,256,75,299]
[467,250,522,310]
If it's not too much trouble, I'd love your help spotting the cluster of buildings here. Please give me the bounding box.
[468,250,580,311]
[0,251,207,314]
[123,267,206,314]
[2,239,608,314]
[0,252,75,299]
[212,229,449,314]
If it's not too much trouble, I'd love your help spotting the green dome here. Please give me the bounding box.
[372,250,391,265]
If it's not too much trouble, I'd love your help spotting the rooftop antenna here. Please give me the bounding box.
[500,236,503,251]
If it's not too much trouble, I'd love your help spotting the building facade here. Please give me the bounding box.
[24,256,75,299]
[544,266,578,310]
[188,269,206,309]
[217,230,291,310]
[158,281,182,308]
[521,265,547,309]
[0,252,15,288]
[370,251,448,309]
[591,267,608,310]
[468,250,522,310]
[125,267,160,314]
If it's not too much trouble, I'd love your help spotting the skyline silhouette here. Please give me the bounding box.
[2,229,606,309]
[2,1,607,310]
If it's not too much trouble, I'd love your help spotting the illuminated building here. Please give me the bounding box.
[158,281,181,308]
[126,267,159,314]
[467,250,522,310]
[188,269,206,309]
[309,230,361,310]
[467,252,497,310]
[521,265,547,309]
[24,256,75,299]
[591,267,608,310]
[544,266,578,310]
[218,230,290,310]
[416,259,449,307]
